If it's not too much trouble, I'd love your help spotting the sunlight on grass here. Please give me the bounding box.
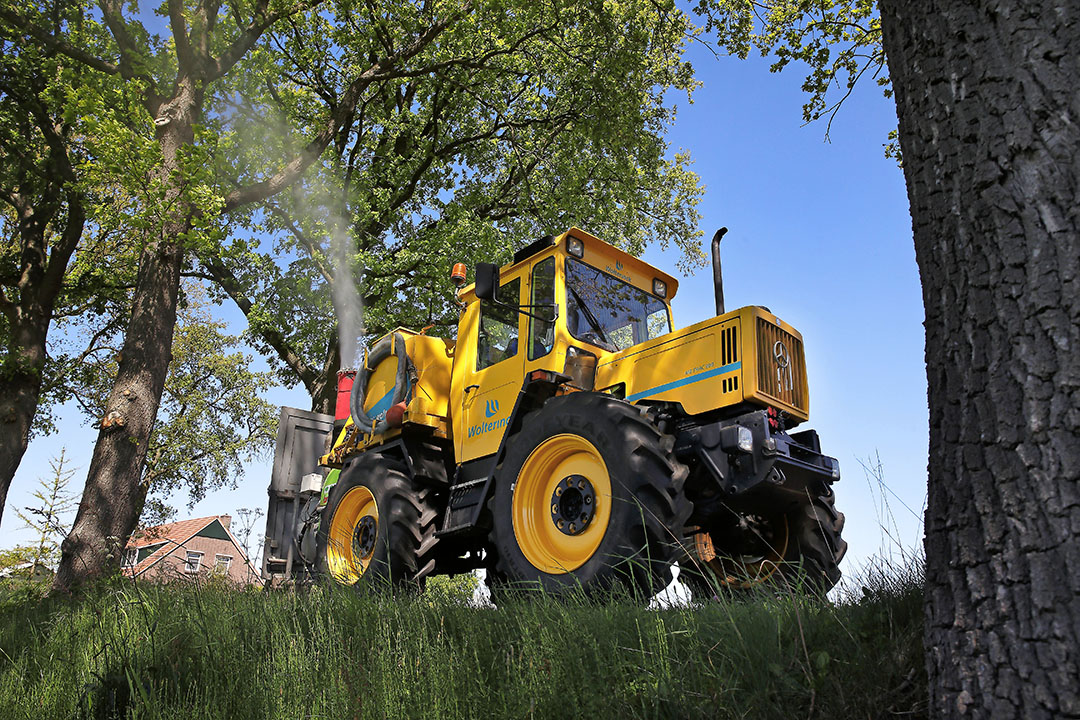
[0,555,925,720]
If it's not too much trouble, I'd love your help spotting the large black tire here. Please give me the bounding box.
[489,393,691,599]
[681,490,847,600]
[315,453,438,590]
[789,490,848,592]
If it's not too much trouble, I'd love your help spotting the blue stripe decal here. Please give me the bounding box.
[366,388,396,420]
[625,361,742,403]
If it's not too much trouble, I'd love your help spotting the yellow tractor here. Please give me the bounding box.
[264,228,846,598]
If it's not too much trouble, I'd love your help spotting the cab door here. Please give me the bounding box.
[454,272,526,463]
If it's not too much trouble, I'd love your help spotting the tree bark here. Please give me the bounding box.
[53,78,198,591]
[310,332,340,415]
[0,189,85,526]
[0,318,47,523]
[878,2,1080,717]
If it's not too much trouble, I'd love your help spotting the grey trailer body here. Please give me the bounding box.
[262,406,333,582]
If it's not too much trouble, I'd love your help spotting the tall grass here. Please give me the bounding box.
[0,557,925,720]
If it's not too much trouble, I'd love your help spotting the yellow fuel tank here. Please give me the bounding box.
[324,329,454,465]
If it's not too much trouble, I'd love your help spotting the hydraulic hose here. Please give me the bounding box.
[349,332,413,436]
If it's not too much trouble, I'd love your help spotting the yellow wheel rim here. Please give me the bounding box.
[327,486,378,584]
[694,514,789,588]
[512,434,612,574]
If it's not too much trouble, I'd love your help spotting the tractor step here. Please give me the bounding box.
[438,478,490,537]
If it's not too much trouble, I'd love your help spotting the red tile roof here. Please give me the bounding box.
[123,515,252,578]
[127,515,223,548]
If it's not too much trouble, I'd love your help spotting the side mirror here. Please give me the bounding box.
[475,262,499,301]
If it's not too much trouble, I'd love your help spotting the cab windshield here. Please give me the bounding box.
[565,257,670,352]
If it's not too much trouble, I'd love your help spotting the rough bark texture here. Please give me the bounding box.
[0,316,46,523]
[0,150,85,526]
[310,333,340,416]
[878,2,1080,718]
[0,314,46,523]
[53,77,199,590]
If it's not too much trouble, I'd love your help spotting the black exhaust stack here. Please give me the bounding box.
[711,227,728,316]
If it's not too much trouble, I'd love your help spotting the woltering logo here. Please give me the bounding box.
[470,400,509,438]
[615,260,624,270]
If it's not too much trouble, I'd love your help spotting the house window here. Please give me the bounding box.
[214,554,232,573]
[122,548,138,568]
[184,551,203,573]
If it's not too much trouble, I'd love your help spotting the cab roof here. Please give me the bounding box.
[459,227,679,301]
[556,227,679,300]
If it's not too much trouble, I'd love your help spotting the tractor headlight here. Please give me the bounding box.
[719,425,754,454]
[735,426,753,453]
[652,278,667,298]
[567,236,584,258]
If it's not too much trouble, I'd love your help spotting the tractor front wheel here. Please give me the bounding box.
[489,393,690,600]
[681,491,847,599]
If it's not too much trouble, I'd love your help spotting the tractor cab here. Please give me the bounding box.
[449,228,678,463]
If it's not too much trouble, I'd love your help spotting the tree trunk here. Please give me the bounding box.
[53,81,199,591]
[878,2,1080,717]
[310,372,337,416]
[310,332,341,416]
[0,192,83,526]
[0,319,47,523]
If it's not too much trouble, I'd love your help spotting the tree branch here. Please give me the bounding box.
[96,0,159,96]
[0,8,119,75]
[265,205,335,286]
[222,7,466,211]
[197,252,319,391]
[210,0,323,81]
[167,0,196,72]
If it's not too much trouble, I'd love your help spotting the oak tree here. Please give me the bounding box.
[203,0,706,412]
[73,288,278,526]
[878,2,1079,716]
[2,0,466,589]
[704,1,1079,715]
[0,13,135,523]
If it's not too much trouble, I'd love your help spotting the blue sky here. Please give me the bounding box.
[2,37,927,579]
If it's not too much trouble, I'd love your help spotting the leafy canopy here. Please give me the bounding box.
[694,0,890,148]
[205,0,707,398]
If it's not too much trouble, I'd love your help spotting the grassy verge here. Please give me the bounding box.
[0,562,925,719]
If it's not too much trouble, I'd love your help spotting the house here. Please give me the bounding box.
[122,515,259,585]
[0,561,54,583]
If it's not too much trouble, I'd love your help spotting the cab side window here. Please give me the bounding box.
[528,257,555,360]
[477,277,521,370]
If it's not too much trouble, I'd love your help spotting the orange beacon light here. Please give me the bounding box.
[451,263,467,287]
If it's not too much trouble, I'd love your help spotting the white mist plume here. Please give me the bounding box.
[233,98,365,370]
[291,182,364,369]
[327,207,364,369]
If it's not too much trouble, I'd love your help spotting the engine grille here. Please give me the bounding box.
[720,323,738,366]
[720,323,739,395]
[756,318,806,413]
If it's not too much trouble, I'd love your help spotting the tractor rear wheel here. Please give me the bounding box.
[315,453,437,590]
[489,393,690,599]
[681,491,847,599]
